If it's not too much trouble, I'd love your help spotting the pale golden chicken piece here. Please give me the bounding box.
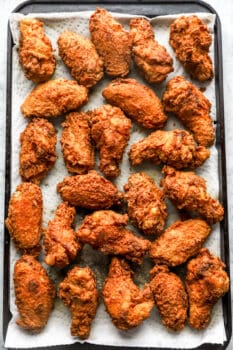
[161,166,224,224]
[58,31,103,88]
[21,78,88,118]
[19,18,56,83]
[58,266,98,338]
[14,255,56,333]
[162,76,214,147]
[103,78,167,129]
[89,104,131,178]
[130,17,173,84]
[103,257,154,330]
[76,210,151,264]
[186,248,229,329]
[89,8,132,77]
[124,172,167,235]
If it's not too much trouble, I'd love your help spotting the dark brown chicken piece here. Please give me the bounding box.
[58,266,98,338]
[186,248,229,329]
[76,210,151,264]
[103,257,154,330]
[89,104,131,178]
[14,255,56,332]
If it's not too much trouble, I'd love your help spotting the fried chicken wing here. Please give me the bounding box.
[76,210,151,264]
[14,255,56,332]
[124,172,167,235]
[161,166,224,224]
[58,266,98,338]
[130,18,173,84]
[103,78,167,129]
[162,76,214,147]
[89,104,131,178]
[103,257,154,330]
[19,18,56,83]
[89,8,132,77]
[186,248,229,329]
[170,16,213,81]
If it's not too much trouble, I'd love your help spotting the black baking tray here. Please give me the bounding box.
[4,0,232,349]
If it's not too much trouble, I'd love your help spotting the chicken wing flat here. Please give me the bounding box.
[89,104,131,178]
[76,210,151,264]
[58,31,103,88]
[103,78,167,129]
[19,18,56,83]
[161,166,224,224]
[58,266,98,338]
[170,16,213,81]
[103,257,154,330]
[149,219,211,266]
[186,248,229,329]
[162,76,214,147]
[14,255,56,332]
[21,78,88,118]
[124,172,167,235]
[89,8,131,77]
[5,183,42,256]
[130,17,173,84]
[60,112,94,175]
[150,265,188,331]
[129,129,210,169]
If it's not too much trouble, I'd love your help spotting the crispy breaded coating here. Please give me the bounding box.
[14,255,56,332]
[186,248,229,329]
[103,78,167,129]
[60,112,94,175]
[130,18,173,84]
[5,183,42,256]
[124,172,167,235]
[76,210,151,264]
[149,219,211,266]
[19,18,56,83]
[89,8,132,77]
[89,104,131,178]
[103,257,154,330]
[129,129,210,169]
[58,31,103,88]
[162,76,214,147]
[170,15,213,81]
[58,266,98,338]
[150,265,188,331]
[21,78,88,118]
[161,166,224,224]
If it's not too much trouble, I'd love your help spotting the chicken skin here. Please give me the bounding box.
[89,8,132,77]
[58,31,103,88]
[60,112,94,175]
[58,266,98,338]
[150,265,188,331]
[161,166,224,224]
[76,210,151,264]
[162,76,214,147]
[19,118,57,184]
[19,18,56,83]
[14,255,56,332]
[103,78,167,129]
[170,15,213,81]
[124,172,167,235]
[149,219,211,266]
[129,129,210,169]
[130,18,173,84]
[5,183,42,256]
[21,78,88,118]
[103,257,154,330]
[186,248,229,329]
[89,104,131,178]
